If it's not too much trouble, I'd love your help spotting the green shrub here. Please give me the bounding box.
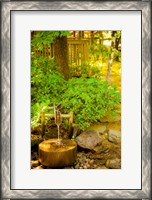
[70,62,102,78]
[31,101,51,129]
[89,44,111,62]
[89,44,121,62]
[60,77,120,130]
[31,56,66,104]
[31,56,121,131]
[31,56,66,129]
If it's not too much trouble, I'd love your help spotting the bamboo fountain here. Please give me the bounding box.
[38,104,77,168]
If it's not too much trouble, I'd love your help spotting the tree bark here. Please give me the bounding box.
[106,51,114,84]
[54,36,69,80]
[115,36,121,50]
[106,31,116,84]
[90,31,94,45]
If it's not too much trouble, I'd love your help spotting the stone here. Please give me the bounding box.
[31,134,43,147]
[75,130,103,151]
[107,121,121,131]
[31,151,38,160]
[74,164,80,169]
[31,160,40,168]
[108,130,121,144]
[33,165,44,169]
[106,158,121,169]
[90,144,121,161]
[100,165,108,169]
[86,124,106,134]
[100,114,121,123]
[72,124,81,139]
[93,139,114,153]
[98,160,107,165]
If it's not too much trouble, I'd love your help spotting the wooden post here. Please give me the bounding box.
[69,112,74,134]
[41,111,45,136]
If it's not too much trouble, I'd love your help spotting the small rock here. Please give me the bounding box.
[89,160,94,165]
[80,163,84,167]
[31,151,38,160]
[98,160,106,165]
[93,139,114,153]
[100,114,121,123]
[107,121,121,131]
[74,164,79,169]
[31,160,40,167]
[33,165,44,169]
[106,158,121,169]
[108,130,121,144]
[72,124,81,138]
[93,164,97,168]
[100,165,108,169]
[31,134,43,147]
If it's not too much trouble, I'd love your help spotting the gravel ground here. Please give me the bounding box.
[64,151,108,169]
[31,150,108,169]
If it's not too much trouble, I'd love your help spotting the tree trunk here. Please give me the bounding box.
[54,36,69,80]
[90,31,94,45]
[106,32,116,84]
[115,36,121,50]
[106,51,114,84]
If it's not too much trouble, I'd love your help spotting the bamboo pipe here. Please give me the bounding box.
[41,111,74,135]
[69,112,74,134]
[45,113,71,118]
[41,111,45,135]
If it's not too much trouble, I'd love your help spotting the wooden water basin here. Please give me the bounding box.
[38,139,77,168]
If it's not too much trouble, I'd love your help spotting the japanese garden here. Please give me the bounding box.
[31,31,121,169]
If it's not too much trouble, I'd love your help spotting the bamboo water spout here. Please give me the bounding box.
[54,108,62,144]
[41,105,74,136]
[38,104,76,168]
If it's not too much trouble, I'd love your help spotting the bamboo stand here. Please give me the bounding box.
[41,106,74,136]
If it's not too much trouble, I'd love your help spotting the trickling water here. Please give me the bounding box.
[57,125,60,144]
[54,104,62,144]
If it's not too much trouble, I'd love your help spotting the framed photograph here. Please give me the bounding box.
[1,0,151,199]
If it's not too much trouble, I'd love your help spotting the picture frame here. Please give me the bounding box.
[1,0,151,199]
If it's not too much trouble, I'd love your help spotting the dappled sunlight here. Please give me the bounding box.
[98,61,121,91]
[31,31,121,169]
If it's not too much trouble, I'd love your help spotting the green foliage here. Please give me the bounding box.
[90,34,121,62]
[31,70,120,130]
[31,31,70,50]
[31,55,60,74]
[31,55,66,104]
[60,77,120,130]
[90,44,111,62]
[70,62,102,78]
[31,31,121,131]
[31,55,66,129]
[31,101,51,128]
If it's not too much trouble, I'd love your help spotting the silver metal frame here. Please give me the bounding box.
[1,1,151,199]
